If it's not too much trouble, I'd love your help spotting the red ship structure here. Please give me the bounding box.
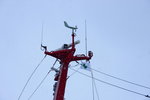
[18,21,150,100]
[41,21,93,100]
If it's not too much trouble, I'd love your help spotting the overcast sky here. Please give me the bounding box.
[0,0,150,100]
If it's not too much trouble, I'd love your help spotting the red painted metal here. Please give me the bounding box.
[44,32,93,100]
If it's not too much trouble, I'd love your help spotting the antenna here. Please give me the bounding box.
[85,20,88,56]
[40,22,46,51]
[41,22,44,45]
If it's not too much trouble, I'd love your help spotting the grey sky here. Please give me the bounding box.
[0,0,150,100]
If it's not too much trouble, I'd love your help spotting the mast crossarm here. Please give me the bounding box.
[72,51,93,61]
[44,49,75,60]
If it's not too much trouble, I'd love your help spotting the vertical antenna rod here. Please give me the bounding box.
[41,23,44,45]
[85,20,88,56]
[40,22,46,51]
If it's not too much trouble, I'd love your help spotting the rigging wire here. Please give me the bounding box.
[70,63,80,68]
[67,67,80,80]
[93,78,100,100]
[91,68,150,90]
[77,62,150,90]
[91,70,95,100]
[78,60,150,90]
[91,70,100,100]
[70,68,150,98]
[28,69,52,100]
[18,55,46,100]
[67,63,81,80]
[28,59,58,100]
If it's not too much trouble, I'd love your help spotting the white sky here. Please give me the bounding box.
[0,0,150,100]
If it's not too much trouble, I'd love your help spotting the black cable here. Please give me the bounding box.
[91,68,150,90]
[70,68,150,98]
[18,55,46,100]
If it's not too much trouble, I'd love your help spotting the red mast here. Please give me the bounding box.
[42,22,93,100]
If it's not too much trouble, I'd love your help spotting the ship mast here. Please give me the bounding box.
[42,22,93,100]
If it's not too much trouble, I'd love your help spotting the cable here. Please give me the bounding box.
[93,78,100,100]
[91,68,150,90]
[18,55,46,100]
[69,63,80,68]
[70,68,150,98]
[28,69,52,100]
[67,63,80,79]
[28,59,58,100]
[67,67,80,80]
[91,70,95,100]
[91,70,100,100]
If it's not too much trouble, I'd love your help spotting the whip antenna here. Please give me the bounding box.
[40,22,45,51]
[41,23,44,45]
[85,20,88,56]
